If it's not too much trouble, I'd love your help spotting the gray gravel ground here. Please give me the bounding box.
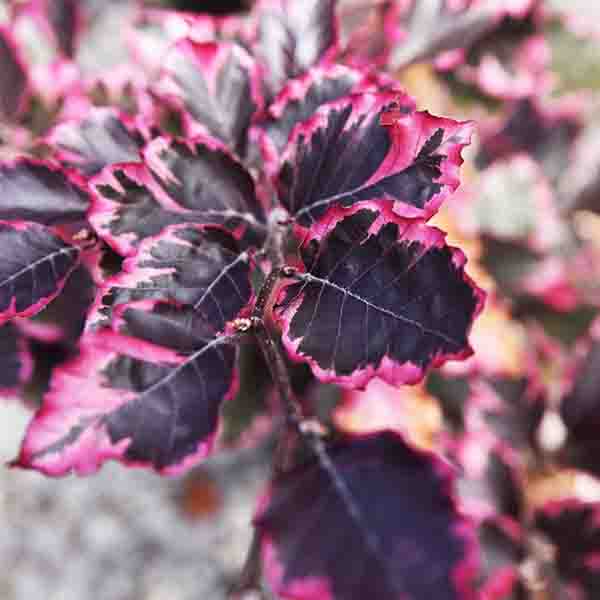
[1,400,271,600]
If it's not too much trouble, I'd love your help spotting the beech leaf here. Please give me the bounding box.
[275,209,484,389]
[255,430,477,600]
[90,136,264,256]
[278,92,472,227]
[255,0,339,100]
[13,328,238,476]
[0,161,90,225]
[0,221,80,323]
[157,40,262,156]
[96,223,254,333]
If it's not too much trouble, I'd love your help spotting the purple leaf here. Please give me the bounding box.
[255,430,477,600]
[275,208,484,389]
[257,65,412,172]
[0,322,32,395]
[535,499,600,598]
[254,0,339,100]
[559,329,600,477]
[389,0,507,71]
[477,98,581,185]
[156,40,263,156]
[46,108,144,177]
[96,223,254,333]
[13,328,239,476]
[31,257,99,343]
[89,136,264,256]
[0,25,30,120]
[277,92,472,228]
[0,160,90,225]
[0,221,80,324]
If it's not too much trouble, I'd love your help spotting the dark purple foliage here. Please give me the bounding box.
[255,431,477,600]
[0,2,495,598]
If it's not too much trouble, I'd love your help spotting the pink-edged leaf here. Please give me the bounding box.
[275,209,484,389]
[477,98,581,185]
[0,221,80,323]
[0,25,30,120]
[97,224,253,333]
[90,136,264,256]
[476,518,529,599]
[13,328,239,476]
[157,40,262,156]
[0,160,89,224]
[535,499,600,598]
[447,16,549,101]
[258,65,413,170]
[561,339,600,441]
[46,108,144,177]
[127,8,237,76]
[389,0,509,71]
[0,322,32,395]
[254,0,339,100]
[278,92,472,227]
[559,330,600,477]
[255,430,477,600]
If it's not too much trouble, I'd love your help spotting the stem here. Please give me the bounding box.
[233,213,328,599]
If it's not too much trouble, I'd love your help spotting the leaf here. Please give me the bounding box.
[89,136,264,256]
[257,65,413,172]
[534,499,600,598]
[476,98,581,186]
[559,331,600,477]
[0,322,32,395]
[31,258,99,343]
[255,430,477,600]
[254,0,339,100]
[389,0,505,70]
[0,221,80,323]
[275,209,484,389]
[13,328,239,476]
[0,160,90,225]
[156,40,262,156]
[47,108,144,177]
[96,223,254,333]
[0,25,29,120]
[277,92,472,228]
